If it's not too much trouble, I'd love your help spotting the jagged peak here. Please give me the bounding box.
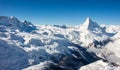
[81,17,103,33]
[0,16,36,32]
[83,17,94,26]
[84,17,99,27]
[85,17,92,24]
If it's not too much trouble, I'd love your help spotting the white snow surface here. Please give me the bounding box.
[23,61,56,70]
[80,60,120,70]
[0,16,120,70]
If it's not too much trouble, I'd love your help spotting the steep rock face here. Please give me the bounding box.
[82,17,102,32]
[79,17,108,47]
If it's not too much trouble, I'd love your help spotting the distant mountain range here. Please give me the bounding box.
[0,16,120,70]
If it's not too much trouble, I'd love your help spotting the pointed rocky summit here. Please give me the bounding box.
[82,17,101,31]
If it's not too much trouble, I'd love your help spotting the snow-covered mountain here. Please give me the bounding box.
[0,16,36,32]
[0,16,120,70]
[81,17,102,31]
[80,60,120,70]
[79,17,109,47]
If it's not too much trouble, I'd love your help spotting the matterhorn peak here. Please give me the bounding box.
[80,17,103,34]
[83,17,95,27]
[85,17,92,23]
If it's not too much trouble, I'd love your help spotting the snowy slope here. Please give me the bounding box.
[0,16,120,70]
[80,60,120,70]
[23,61,67,70]
[0,16,36,32]
[105,25,120,33]
[79,17,108,47]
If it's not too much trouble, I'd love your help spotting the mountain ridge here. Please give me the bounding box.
[0,16,120,70]
[0,16,36,32]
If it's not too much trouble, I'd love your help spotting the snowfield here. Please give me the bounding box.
[0,16,120,70]
[80,60,120,70]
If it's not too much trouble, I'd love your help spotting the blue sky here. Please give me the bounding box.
[0,0,120,25]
